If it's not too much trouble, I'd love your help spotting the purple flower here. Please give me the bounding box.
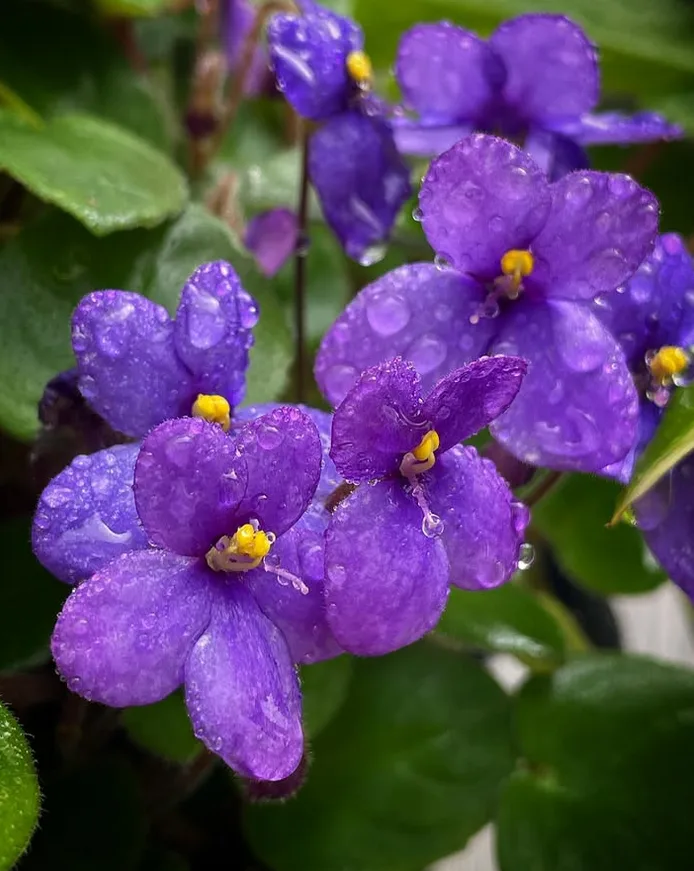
[223,0,274,96]
[323,355,530,656]
[244,208,299,277]
[393,15,682,179]
[35,406,338,780]
[267,0,411,262]
[316,134,659,473]
[71,261,258,438]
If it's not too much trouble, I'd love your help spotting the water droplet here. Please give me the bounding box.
[434,254,450,271]
[517,542,535,571]
[406,333,447,375]
[422,512,444,538]
[256,422,284,450]
[324,364,358,402]
[295,234,311,257]
[358,243,387,266]
[366,293,410,336]
[412,207,423,222]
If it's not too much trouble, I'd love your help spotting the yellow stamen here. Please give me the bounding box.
[500,249,534,291]
[649,346,689,384]
[206,523,273,573]
[346,50,373,84]
[192,394,231,432]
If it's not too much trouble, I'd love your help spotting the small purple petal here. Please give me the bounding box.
[490,299,639,472]
[427,445,527,589]
[223,0,271,96]
[72,291,193,438]
[391,118,473,158]
[315,263,495,406]
[324,479,449,655]
[330,358,425,482]
[552,111,684,146]
[32,445,147,585]
[184,583,303,780]
[309,111,412,263]
[601,400,661,483]
[422,356,527,453]
[395,23,497,123]
[532,170,659,301]
[490,14,598,121]
[135,417,246,557]
[267,5,361,120]
[524,127,590,181]
[173,261,258,409]
[231,407,321,537]
[420,134,551,280]
[52,549,212,706]
[244,209,299,277]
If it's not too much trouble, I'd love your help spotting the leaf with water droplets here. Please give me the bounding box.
[0,701,40,870]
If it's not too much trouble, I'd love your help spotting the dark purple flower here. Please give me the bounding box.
[244,208,299,277]
[72,261,258,438]
[323,355,530,656]
[267,0,411,262]
[35,407,337,780]
[393,15,682,179]
[316,135,658,473]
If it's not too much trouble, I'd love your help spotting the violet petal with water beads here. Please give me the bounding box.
[324,356,530,656]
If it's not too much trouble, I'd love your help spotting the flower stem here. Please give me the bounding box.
[524,469,563,507]
[294,124,310,402]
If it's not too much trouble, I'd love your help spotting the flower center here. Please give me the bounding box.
[470,249,534,325]
[192,394,231,432]
[645,345,691,407]
[346,50,373,85]
[399,429,440,478]
[206,522,275,573]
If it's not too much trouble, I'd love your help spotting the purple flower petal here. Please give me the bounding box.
[52,549,212,706]
[490,299,639,472]
[315,263,495,406]
[427,445,527,588]
[309,111,412,263]
[391,118,473,158]
[524,127,590,181]
[490,14,598,121]
[244,209,299,277]
[601,400,661,483]
[232,407,321,537]
[72,291,193,438]
[422,356,527,453]
[173,261,258,409]
[135,417,246,557]
[223,0,271,96]
[552,111,684,146]
[267,4,361,120]
[420,134,551,280]
[330,358,425,482]
[32,445,147,585]
[184,583,302,780]
[245,517,342,664]
[395,23,496,123]
[532,170,659,301]
[324,479,449,655]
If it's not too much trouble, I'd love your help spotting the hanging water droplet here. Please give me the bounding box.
[412,207,423,222]
[295,234,311,257]
[358,243,387,266]
[434,254,450,271]
[517,542,535,571]
[422,512,444,538]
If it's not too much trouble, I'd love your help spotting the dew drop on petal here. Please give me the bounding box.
[517,542,535,571]
[434,254,450,271]
[422,512,444,538]
[412,207,423,222]
[366,293,411,336]
[358,243,387,266]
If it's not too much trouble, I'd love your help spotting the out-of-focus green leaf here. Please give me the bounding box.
[497,654,694,871]
[0,112,187,235]
[533,474,665,594]
[437,583,566,669]
[94,0,174,16]
[300,656,353,738]
[0,701,40,870]
[0,518,67,671]
[123,692,200,763]
[245,643,515,871]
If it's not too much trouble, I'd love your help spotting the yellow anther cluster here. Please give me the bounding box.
[412,429,440,464]
[346,50,373,84]
[500,249,534,290]
[649,346,689,384]
[192,394,231,432]
[206,523,273,573]
[234,523,272,560]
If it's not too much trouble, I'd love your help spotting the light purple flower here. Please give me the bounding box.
[71,261,258,438]
[324,355,530,656]
[317,134,658,473]
[267,0,411,262]
[393,15,682,178]
[244,208,299,277]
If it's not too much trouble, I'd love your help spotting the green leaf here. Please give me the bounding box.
[94,0,174,16]
[0,701,40,870]
[0,518,67,670]
[533,474,665,594]
[123,691,200,763]
[437,583,566,669]
[0,112,187,235]
[245,643,515,871]
[301,656,353,739]
[21,759,146,871]
[497,654,694,871]
[612,384,694,523]
[0,206,291,441]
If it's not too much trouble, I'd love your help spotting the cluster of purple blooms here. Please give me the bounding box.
[31,0,694,785]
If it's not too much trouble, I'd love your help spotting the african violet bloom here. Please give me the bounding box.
[34,406,338,780]
[317,134,659,473]
[393,15,682,179]
[223,0,273,96]
[244,208,299,277]
[72,261,258,438]
[267,0,411,262]
[323,355,530,656]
